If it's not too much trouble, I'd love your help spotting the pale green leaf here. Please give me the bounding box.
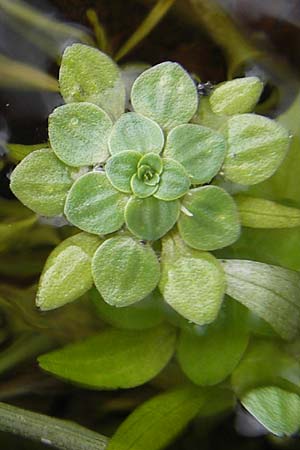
[107,385,206,450]
[36,233,101,311]
[7,142,47,163]
[159,233,226,325]
[131,62,198,131]
[125,196,180,240]
[10,149,74,217]
[223,114,290,185]
[92,236,160,306]
[177,298,248,386]
[242,386,300,436]
[164,124,226,184]
[235,195,300,228]
[59,43,125,120]
[109,112,164,155]
[138,153,163,174]
[90,287,164,330]
[154,159,190,201]
[64,172,127,235]
[231,339,300,396]
[178,186,240,251]
[49,103,112,167]
[106,151,141,193]
[38,324,176,389]
[222,259,300,340]
[209,77,263,115]
[131,174,158,198]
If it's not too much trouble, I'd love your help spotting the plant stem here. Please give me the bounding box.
[115,0,176,61]
[0,402,109,450]
[189,0,261,76]
[86,9,111,54]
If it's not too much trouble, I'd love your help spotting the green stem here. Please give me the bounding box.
[0,333,53,375]
[115,0,176,61]
[0,402,109,450]
[0,0,94,49]
[86,9,111,54]
[189,0,261,77]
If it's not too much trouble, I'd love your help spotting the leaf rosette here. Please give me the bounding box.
[9,43,296,332]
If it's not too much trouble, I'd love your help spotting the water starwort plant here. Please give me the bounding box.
[8,42,300,442]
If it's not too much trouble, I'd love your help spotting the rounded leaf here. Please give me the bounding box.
[159,233,226,325]
[64,172,126,235]
[92,236,160,306]
[59,43,125,119]
[223,114,290,185]
[109,112,164,155]
[164,124,226,184]
[131,62,198,131]
[49,103,112,167]
[138,153,163,174]
[242,386,300,437]
[91,288,164,330]
[178,186,241,251]
[131,174,158,198]
[106,151,141,193]
[10,149,73,217]
[37,233,101,311]
[125,196,180,240]
[209,77,263,115]
[154,159,190,201]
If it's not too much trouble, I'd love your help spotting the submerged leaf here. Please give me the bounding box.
[91,288,164,330]
[0,215,37,253]
[242,386,300,436]
[10,149,74,217]
[209,77,263,115]
[92,236,160,306]
[107,385,206,450]
[235,195,300,228]
[38,324,176,389]
[49,103,112,167]
[223,114,290,185]
[59,43,125,120]
[178,186,240,251]
[131,62,198,130]
[164,124,226,184]
[159,233,226,325]
[109,112,164,155]
[177,298,248,386]
[64,172,126,235]
[222,259,300,340]
[37,233,101,311]
[125,196,180,240]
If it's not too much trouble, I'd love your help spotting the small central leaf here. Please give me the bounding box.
[138,153,163,174]
[137,164,156,182]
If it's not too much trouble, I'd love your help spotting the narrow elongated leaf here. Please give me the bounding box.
[131,62,198,131]
[242,386,300,437]
[222,259,300,340]
[164,124,226,184]
[64,172,127,235]
[109,112,164,155]
[107,385,206,450]
[209,77,263,115]
[38,324,176,389]
[178,186,240,251]
[10,149,74,217]
[92,236,160,306]
[0,216,36,252]
[49,103,112,167]
[36,233,101,311]
[235,195,300,228]
[125,196,180,240]
[7,142,47,162]
[90,288,164,330]
[231,339,300,396]
[177,298,248,386]
[223,114,290,185]
[159,233,226,325]
[59,43,125,120]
